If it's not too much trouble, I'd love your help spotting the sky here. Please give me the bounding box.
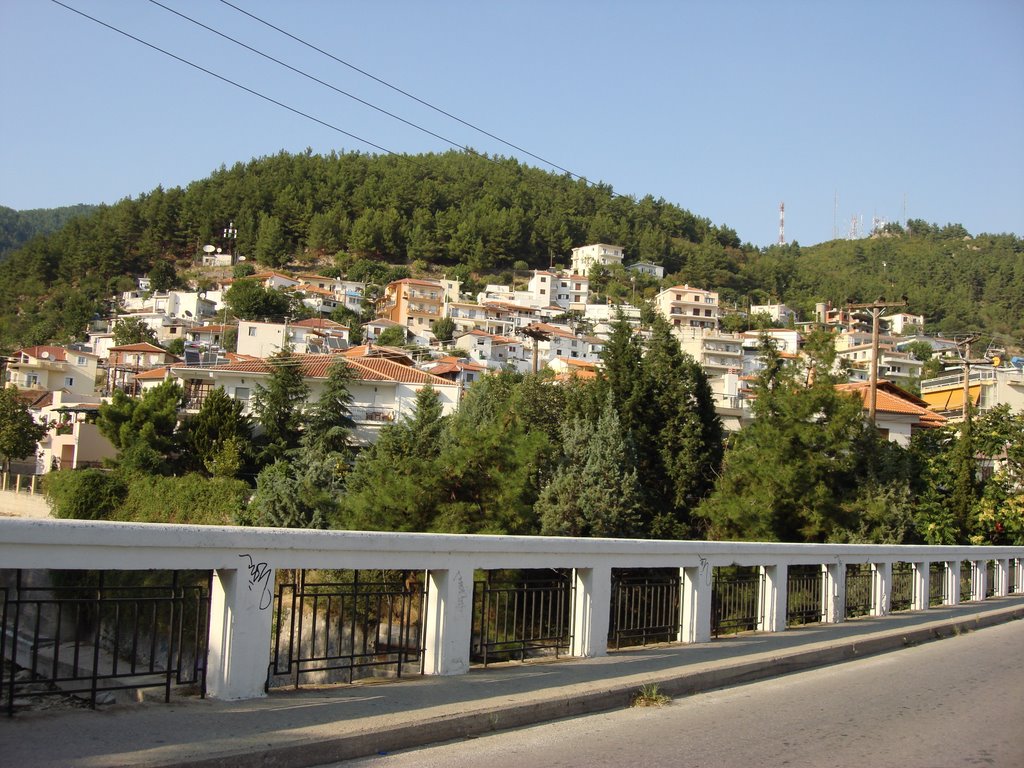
[1,0,1022,248]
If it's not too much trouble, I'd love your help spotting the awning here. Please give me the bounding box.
[921,385,981,411]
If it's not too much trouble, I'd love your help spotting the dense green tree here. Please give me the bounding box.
[180,387,252,476]
[251,348,309,462]
[303,359,355,454]
[148,259,178,292]
[340,387,447,532]
[537,400,643,538]
[254,213,288,267]
[96,379,184,474]
[112,317,158,346]
[246,447,345,529]
[698,336,872,542]
[223,279,291,320]
[376,326,407,347]
[0,385,47,472]
[431,316,456,345]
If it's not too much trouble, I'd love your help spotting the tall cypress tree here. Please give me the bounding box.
[251,348,308,463]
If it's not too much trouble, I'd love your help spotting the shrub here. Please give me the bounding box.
[45,469,127,521]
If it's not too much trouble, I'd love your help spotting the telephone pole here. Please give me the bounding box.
[846,298,907,425]
[948,335,984,422]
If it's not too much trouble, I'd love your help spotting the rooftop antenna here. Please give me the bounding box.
[833,190,838,240]
[778,202,786,245]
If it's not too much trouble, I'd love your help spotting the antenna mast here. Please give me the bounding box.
[778,202,785,245]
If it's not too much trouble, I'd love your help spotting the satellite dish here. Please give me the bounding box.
[216,247,223,253]
[237,255,246,262]
[203,244,216,253]
[40,351,50,359]
[184,310,193,318]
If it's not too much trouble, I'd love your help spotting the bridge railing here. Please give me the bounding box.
[1,518,1022,706]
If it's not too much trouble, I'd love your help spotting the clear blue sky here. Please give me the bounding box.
[1,0,1022,247]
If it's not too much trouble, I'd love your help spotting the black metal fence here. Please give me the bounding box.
[270,569,426,689]
[471,569,573,665]
[712,567,763,636]
[845,565,873,618]
[1,569,211,716]
[960,561,973,602]
[929,563,945,607]
[786,566,823,626]
[608,569,681,649]
[891,564,914,612]
[985,562,996,597]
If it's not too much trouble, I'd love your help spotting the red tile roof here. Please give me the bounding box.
[835,381,946,425]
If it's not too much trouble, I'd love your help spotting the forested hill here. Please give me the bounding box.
[0,149,1020,350]
[0,204,97,258]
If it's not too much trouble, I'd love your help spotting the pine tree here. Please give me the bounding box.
[251,349,309,463]
[303,358,356,455]
[537,400,643,538]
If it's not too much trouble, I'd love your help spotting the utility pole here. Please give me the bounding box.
[519,325,551,374]
[847,297,907,425]
[948,335,984,422]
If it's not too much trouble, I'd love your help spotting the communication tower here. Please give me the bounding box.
[778,202,785,245]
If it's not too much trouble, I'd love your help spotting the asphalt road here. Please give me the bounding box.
[338,619,1024,768]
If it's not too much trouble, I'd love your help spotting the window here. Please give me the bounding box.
[248,327,257,337]
[76,356,86,365]
[64,377,74,388]
[26,374,39,387]
[235,387,250,402]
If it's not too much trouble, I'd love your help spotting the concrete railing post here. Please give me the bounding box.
[871,562,892,617]
[758,563,788,632]
[680,562,711,644]
[943,560,960,606]
[822,561,845,623]
[207,560,276,700]
[911,561,930,611]
[422,564,474,676]
[971,560,987,602]
[571,566,610,658]
[1013,558,1023,595]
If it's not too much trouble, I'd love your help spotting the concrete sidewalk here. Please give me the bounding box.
[2,597,1022,768]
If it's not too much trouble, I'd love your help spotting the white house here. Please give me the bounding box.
[626,261,665,280]
[454,330,528,371]
[750,303,799,326]
[570,243,624,276]
[881,312,925,336]
[237,318,349,357]
[170,352,461,446]
[654,284,720,331]
[6,346,100,397]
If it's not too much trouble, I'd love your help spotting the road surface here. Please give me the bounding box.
[338,619,1024,768]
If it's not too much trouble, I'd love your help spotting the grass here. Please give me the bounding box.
[630,682,671,708]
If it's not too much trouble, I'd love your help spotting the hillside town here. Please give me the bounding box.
[4,241,1022,478]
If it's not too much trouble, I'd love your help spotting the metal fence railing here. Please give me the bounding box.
[891,564,914,612]
[845,565,873,619]
[712,567,763,636]
[608,569,681,649]
[786,566,823,626]
[1,569,211,716]
[471,570,573,665]
[270,569,426,689]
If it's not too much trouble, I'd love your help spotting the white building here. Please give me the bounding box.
[454,330,529,371]
[654,284,720,331]
[750,303,799,326]
[237,318,349,357]
[626,261,665,280]
[570,243,624,276]
[170,352,461,446]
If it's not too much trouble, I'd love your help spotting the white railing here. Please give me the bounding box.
[1,518,1021,701]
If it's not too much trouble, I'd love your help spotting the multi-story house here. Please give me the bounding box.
[750,303,799,326]
[106,342,179,395]
[170,351,461,446]
[836,381,947,446]
[422,356,488,389]
[834,330,922,389]
[654,284,720,331]
[33,391,115,472]
[6,346,100,397]
[920,363,1024,420]
[674,327,744,378]
[519,323,604,371]
[454,330,528,371]
[237,318,349,357]
[570,243,624,276]
[377,278,447,341]
[880,312,925,336]
[626,261,665,280]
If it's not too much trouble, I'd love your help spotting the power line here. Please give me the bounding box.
[50,1,419,165]
[218,0,592,185]
[145,0,481,158]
